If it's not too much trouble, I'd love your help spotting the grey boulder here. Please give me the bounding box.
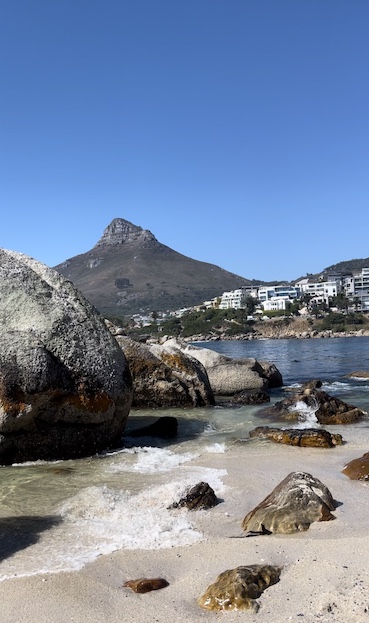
[161,339,281,395]
[241,471,337,534]
[0,249,132,464]
[114,335,214,408]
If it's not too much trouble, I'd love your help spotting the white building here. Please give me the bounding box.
[219,289,246,309]
[344,268,369,311]
[261,296,290,312]
[300,280,341,304]
[258,285,300,302]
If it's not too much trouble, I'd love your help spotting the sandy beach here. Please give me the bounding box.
[1,423,369,623]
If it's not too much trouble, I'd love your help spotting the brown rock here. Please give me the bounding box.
[168,481,218,511]
[318,407,364,425]
[242,471,337,534]
[116,335,215,408]
[123,578,169,593]
[301,379,323,390]
[230,389,270,405]
[259,386,366,425]
[249,426,343,448]
[346,370,369,379]
[258,361,283,388]
[342,452,369,480]
[198,564,281,612]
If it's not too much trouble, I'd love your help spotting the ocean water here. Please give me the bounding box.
[0,337,369,580]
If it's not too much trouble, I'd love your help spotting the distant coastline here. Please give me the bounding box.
[183,319,369,343]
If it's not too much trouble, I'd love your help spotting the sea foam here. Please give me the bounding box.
[0,448,226,582]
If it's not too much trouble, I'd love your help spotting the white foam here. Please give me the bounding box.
[107,446,199,474]
[288,400,319,428]
[0,461,227,582]
[204,443,227,453]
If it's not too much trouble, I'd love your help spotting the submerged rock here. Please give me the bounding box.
[198,564,281,612]
[0,249,133,464]
[241,471,337,534]
[249,426,343,448]
[345,370,369,379]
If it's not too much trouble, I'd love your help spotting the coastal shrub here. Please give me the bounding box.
[224,323,254,337]
[319,312,365,331]
[159,317,182,336]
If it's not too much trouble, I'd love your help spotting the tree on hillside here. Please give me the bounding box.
[330,293,349,313]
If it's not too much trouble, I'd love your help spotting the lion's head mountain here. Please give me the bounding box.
[54,218,253,316]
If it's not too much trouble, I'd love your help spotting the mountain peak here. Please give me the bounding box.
[95,218,156,247]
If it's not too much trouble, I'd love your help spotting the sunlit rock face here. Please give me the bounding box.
[342,452,369,480]
[0,249,132,464]
[249,426,343,448]
[115,335,215,408]
[198,564,281,612]
[162,338,280,395]
[241,471,337,535]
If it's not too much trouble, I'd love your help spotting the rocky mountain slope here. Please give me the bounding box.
[54,218,252,316]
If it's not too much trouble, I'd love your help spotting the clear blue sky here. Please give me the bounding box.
[1,1,368,282]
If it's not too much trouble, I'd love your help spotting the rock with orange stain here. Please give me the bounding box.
[0,249,133,464]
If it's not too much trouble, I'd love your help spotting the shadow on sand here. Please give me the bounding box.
[0,515,62,562]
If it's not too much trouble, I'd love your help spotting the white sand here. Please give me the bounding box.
[1,428,369,623]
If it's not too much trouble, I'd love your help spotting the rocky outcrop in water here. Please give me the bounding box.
[345,370,369,379]
[0,249,133,464]
[169,481,218,511]
[115,335,215,408]
[259,382,366,425]
[158,338,282,395]
[241,472,337,534]
[249,426,343,448]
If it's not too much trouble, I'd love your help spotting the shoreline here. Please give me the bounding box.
[1,432,369,622]
[187,329,369,343]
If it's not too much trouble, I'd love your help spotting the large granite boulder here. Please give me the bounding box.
[114,336,215,408]
[159,339,282,395]
[198,564,281,612]
[241,472,337,534]
[0,249,133,464]
[249,426,343,448]
[260,383,366,425]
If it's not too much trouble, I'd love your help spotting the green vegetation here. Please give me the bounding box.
[171,308,254,339]
[107,306,369,342]
[318,312,365,332]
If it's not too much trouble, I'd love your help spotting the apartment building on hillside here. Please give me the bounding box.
[217,267,369,312]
